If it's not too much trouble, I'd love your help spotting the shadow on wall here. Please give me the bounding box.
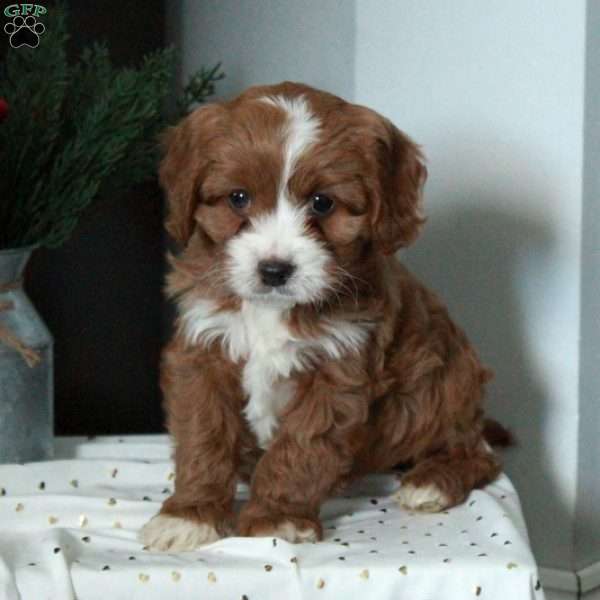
[402,194,568,563]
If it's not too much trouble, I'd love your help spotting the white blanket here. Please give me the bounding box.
[0,435,545,599]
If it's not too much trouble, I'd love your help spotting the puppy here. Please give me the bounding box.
[140,82,503,552]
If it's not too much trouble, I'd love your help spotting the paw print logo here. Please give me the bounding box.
[4,15,45,49]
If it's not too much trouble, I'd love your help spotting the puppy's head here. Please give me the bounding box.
[161,82,426,307]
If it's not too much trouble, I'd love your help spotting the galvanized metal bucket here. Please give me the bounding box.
[0,246,54,463]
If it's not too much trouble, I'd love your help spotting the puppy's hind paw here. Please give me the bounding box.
[238,511,322,543]
[392,482,451,513]
[271,520,320,543]
[139,514,221,552]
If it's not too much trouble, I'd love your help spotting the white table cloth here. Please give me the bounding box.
[0,435,545,600]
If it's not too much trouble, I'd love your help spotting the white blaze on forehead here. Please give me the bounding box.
[225,94,328,305]
[260,94,321,192]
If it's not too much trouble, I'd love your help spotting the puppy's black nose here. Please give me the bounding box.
[258,260,296,287]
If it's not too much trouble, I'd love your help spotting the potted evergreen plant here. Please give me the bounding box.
[0,5,223,462]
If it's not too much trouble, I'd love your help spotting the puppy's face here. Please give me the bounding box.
[161,83,426,308]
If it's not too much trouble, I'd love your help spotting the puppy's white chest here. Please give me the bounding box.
[182,299,370,449]
[236,303,300,449]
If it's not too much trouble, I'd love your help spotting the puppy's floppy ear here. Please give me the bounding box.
[369,117,428,255]
[159,104,224,245]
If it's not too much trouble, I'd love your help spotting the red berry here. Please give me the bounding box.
[0,98,9,123]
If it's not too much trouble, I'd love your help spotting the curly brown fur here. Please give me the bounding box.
[139,82,504,550]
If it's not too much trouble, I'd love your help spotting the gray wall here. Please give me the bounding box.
[354,0,585,570]
[171,0,355,102]
[575,0,600,572]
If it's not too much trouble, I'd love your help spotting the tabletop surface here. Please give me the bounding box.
[0,435,546,600]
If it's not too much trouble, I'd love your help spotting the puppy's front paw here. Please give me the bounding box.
[269,519,320,543]
[139,514,221,552]
[238,511,322,543]
[392,482,451,513]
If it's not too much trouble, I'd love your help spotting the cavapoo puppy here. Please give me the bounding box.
[140,82,505,551]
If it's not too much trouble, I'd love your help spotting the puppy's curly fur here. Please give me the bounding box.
[140,82,504,551]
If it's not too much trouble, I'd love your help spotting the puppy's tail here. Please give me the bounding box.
[483,418,514,448]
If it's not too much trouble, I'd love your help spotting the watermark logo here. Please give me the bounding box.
[3,4,47,48]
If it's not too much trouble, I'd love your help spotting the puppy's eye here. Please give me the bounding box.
[228,189,251,210]
[310,193,335,216]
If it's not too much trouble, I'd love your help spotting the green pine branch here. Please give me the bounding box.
[0,4,224,249]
